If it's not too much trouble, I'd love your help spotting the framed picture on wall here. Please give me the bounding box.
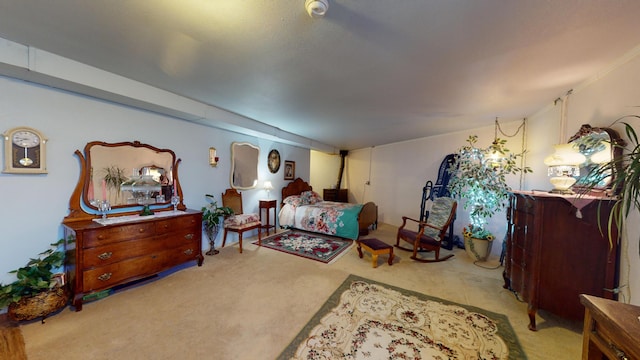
[284,160,295,180]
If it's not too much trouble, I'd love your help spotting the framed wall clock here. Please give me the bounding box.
[267,149,281,173]
[3,126,48,174]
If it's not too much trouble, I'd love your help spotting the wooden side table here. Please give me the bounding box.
[580,294,640,360]
[259,199,277,235]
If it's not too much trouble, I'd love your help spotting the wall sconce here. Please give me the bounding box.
[209,147,219,167]
[543,143,586,194]
[263,180,274,199]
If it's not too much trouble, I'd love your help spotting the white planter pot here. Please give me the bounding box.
[464,236,493,262]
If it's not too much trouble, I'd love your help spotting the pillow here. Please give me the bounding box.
[300,190,322,204]
[283,195,303,207]
[224,213,260,226]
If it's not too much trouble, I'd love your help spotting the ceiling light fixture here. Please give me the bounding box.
[305,0,329,18]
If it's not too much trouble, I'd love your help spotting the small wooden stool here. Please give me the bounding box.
[356,238,394,268]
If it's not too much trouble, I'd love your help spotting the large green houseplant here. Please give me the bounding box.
[582,118,640,253]
[0,238,69,321]
[447,135,532,261]
[202,194,234,255]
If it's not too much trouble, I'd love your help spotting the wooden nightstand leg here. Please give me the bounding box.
[357,243,363,258]
[388,249,394,266]
[371,254,379,268]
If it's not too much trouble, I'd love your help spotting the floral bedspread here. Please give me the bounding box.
[279,201,363,240]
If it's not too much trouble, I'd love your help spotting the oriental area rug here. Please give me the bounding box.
[254,230,353,264]
[278,275,527,360]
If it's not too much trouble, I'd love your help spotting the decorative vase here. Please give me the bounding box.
[204,223,219,256]
[464,236,493,262]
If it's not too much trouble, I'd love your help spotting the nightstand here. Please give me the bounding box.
[259,199,277,235]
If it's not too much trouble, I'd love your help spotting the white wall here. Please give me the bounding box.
[0,77,310,286]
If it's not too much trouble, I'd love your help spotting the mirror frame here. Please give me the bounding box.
[568,124,625,195]
[230,142,260,190]
[64,140,185,222]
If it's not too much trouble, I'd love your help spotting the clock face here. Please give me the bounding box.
[268,149,281,173]
[12,131,40,148]
[3,127,47,174]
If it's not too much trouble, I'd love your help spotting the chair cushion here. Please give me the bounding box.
[224,213,260,227]
[399,229,440,247]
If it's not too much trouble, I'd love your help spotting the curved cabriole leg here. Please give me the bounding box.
[527,304,537,331]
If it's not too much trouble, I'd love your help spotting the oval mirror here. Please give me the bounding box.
[569,124,624,193]
[230,142,259,190]
[85,141,176,209]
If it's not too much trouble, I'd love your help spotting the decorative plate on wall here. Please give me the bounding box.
[3,126,48,174]
[268,149,280,173]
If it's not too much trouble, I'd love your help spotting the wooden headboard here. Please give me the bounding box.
[281,178,313,201]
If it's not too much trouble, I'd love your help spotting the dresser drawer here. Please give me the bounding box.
[82,242,200,292]
[514,196,535,214]
[83,222,156,247]
[156,214,199,233]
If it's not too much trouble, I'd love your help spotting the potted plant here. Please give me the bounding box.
[448,135,532,261]
[0,238,69,322]
[202,194,234,255]
[581,119,640,252]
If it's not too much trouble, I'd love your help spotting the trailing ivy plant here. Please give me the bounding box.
[447,135,532,240]
[0,238,66,308]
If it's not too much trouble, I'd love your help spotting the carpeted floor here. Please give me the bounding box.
[278,274,526,359]
[6,223,583,359]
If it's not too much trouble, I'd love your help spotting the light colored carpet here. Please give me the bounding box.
[19,223,582,360]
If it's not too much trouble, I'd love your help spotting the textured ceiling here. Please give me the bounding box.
[1,1,640,150]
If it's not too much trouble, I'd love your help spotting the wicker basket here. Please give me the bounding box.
[8,286,70,322]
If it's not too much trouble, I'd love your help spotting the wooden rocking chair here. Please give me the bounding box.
[395,196,457,263]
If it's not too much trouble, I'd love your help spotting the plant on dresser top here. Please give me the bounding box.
[447,135,532,261]
[0,238,69,321]
[202,194,234,255]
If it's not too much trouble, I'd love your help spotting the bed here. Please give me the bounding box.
[279,178,377,240]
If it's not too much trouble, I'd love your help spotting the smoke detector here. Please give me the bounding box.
[305,0,329,18]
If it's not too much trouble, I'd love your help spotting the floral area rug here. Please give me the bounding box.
[278,275,527,360]
[254,230,353,264]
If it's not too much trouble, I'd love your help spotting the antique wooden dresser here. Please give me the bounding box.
[63,210,202,310]
[503,191,619,330]
[62,140,203,311]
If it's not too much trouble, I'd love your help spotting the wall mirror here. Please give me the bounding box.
[569,124,624,193]
[230,142,259,190]
[64,140,184,222]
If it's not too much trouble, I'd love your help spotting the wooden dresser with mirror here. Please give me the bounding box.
[504,125,623,331]
[62,141,203,311]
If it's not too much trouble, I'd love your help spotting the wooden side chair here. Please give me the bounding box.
[221,188,262,253]
[395,196,457,263]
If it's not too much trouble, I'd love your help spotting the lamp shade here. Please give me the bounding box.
[543,143,586,167]
[263,181,273,191]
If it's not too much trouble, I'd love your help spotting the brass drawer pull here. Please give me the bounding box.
[97,252,113,260]
[184,233,194,240]
[184,249,194,255]
[138,228,146,233]
[98,273,112,281]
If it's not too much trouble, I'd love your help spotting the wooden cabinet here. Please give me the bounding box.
[323,189,348,202]
[62,210,203,311]
[580,294,640,360]
[503,191,619,331]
